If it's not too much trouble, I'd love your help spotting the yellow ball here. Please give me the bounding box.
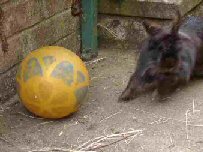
[16,46,89,119]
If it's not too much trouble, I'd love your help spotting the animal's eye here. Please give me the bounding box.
[158,45,164,51]
[148,39,165,52]
[148,41,158,50]
[148,43,154,50]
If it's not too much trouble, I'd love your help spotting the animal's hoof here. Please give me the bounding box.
[118,94,134,103]
[118,97,129,103]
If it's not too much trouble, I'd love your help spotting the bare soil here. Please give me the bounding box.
[0,49,203,152]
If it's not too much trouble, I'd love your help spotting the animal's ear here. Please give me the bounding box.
[143,21,163,36]
[171,10,182,35]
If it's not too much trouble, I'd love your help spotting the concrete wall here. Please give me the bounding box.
[98,0,203,50]
[0,0,80,103]
[98,15,170,50]
[98,0,202,19]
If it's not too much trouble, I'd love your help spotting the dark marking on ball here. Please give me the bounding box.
[43,56,56,66]
[77,71,86,83]
[23,58,43,82]
[75,86,88,104]
[51,61,74,86]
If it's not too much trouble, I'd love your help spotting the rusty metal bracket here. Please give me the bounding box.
[71,0,82,17]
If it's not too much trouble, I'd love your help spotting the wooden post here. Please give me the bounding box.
[81,0,98,61]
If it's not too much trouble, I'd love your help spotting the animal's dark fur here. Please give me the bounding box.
[119,13,203,101]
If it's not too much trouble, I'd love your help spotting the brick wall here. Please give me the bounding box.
[0,0,80,103]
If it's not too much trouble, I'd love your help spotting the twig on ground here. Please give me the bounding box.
[99,110,122,123]
[91,76,107,81]
[0,136,10,144]
[28,147,95,152]
[185,110,190,140]
[134,108,190,124]
[184,99,203,140]
[38,121,54,126]
[85,57,107,66]
[192,99,200,114]
[0,136,15,147]
[168,134,175,149]
[97,23,118,39]
[77,128,144,151]
[193,124,203,127]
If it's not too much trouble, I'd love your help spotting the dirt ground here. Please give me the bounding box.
[0,49,203,152]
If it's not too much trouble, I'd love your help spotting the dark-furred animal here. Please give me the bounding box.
[119,13,203,101]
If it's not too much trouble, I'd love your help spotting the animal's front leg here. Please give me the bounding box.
[193,64,203,77]
[118,73,157,102]
[119,73,138,101]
